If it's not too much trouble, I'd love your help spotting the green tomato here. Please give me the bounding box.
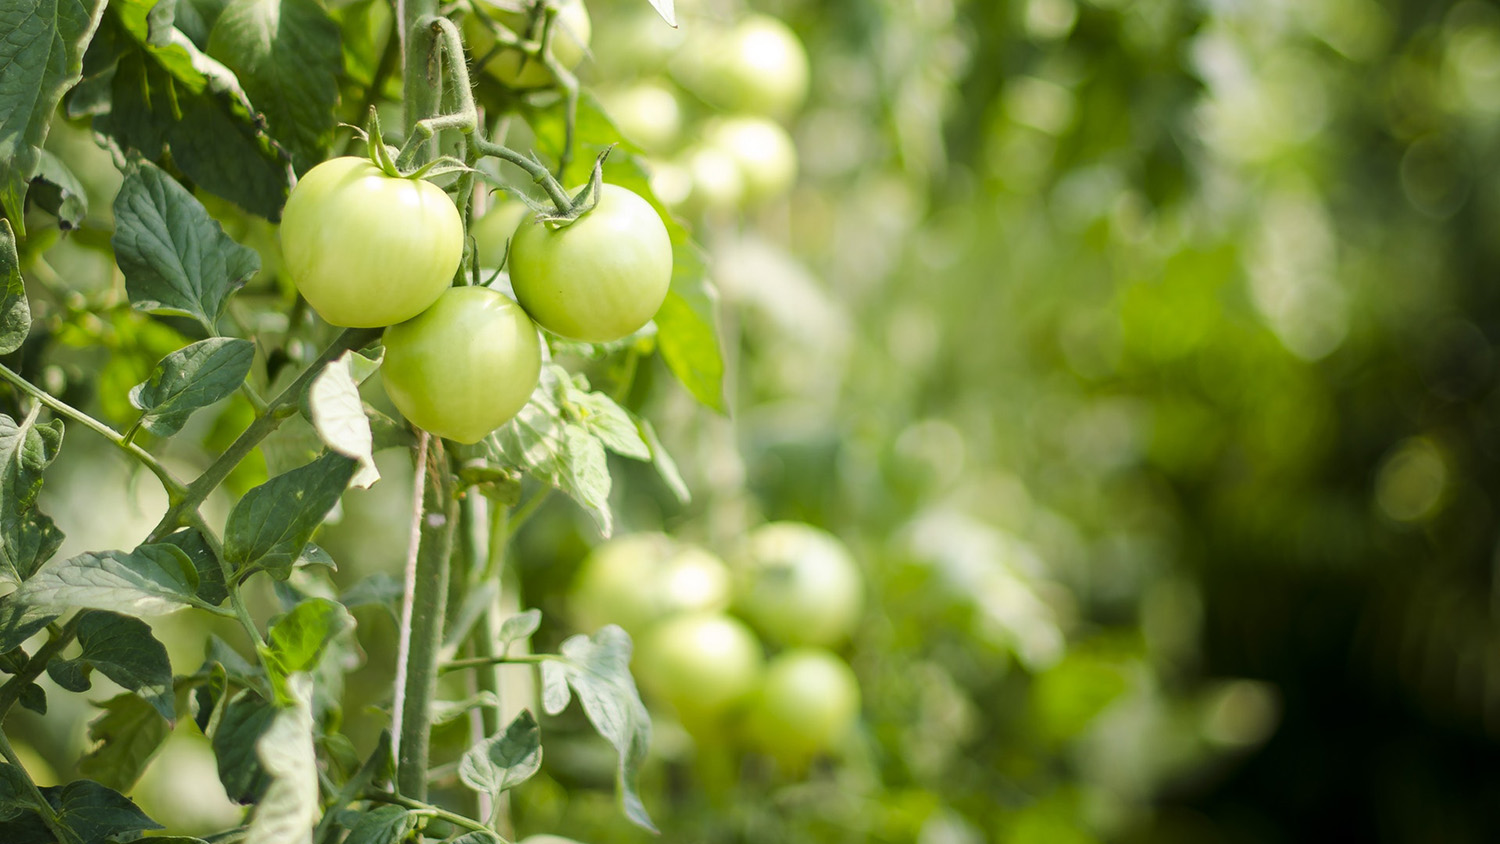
[680,145,746,213]
[706,116,798,203]
[570,533,732,636]
[280,157,462,328]
[675,14,809,118]
[636,612,763,724]
[380,286,541,444]
[735,522,863,647]
[467,0,591,89]
[601,81,683,154]
[508,183,673,343]
[746,648,860,761]
[470,200,530,269]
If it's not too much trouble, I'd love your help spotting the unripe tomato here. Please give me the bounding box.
[635,612,763,723]
[380,286,542,444]
[680,145,745,213]
[675,14,809,118]
[470,200,530,269]
[601,81,683,154]
[706,116,798,203]
[467,0,592,89]
[745,648,861,761]
[280,157,462,328]
[570,533,732,635]
[735,522,863,647]
[508,184,673,343]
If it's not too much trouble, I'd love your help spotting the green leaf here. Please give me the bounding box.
[111,159,261,331]
[213,691,275,803]
[308,351,380,489]
[224,451,357,580]
[159,527,229,606]
[0,762,31,822]
[0,0,106,235]
[206,0,342,173]
[28,149,88,229]
[646,0,676,27]
[0,592,56,652]
[0,408,65,584]
[77,692,171,792]
[541,626,655,832]
[459,708,542,797]
[639,418,689,505]
[80,0,290,218]
[130,337,255,437]
[31,779,163,843]
[261,597,352,705]
[488,366,614,536]
[14,544,200,616]
[569,389,650,461]
[172,0,232,48]
[246,673,318,844]
[0,219,29,355]
[74,610,175,719]
[499,608,541,652]
[342,804,412,844]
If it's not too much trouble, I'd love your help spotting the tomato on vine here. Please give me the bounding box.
[746,649,861,763]
[569,533,732,636]
[508,183,673,344]
[675,14,810,118]
[735,522,864,647]
[635,612,764,726]
[380,286,542,444]
[280,157,462,328]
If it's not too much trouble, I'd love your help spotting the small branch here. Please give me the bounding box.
[440,653,548,675]
[362,790,514,842]
[0,730,80,844]
[390,432,431,767]
[0,364,187,501]
[185,510,267,650]
[471,135,574,213]
[144,327,381,543]
[0,617,80,721]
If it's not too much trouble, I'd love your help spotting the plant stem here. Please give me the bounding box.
[186,510,267,649]
[402,0,443,164]
[145,327,380,543]
[395,441,458,798]
[0,617,80,721]
[362,790,514,842]
[0,729,80,844]
[439,653,549,675]
[0,363,187,500]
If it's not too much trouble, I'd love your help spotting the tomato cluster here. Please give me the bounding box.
[569,522,864,764]
[280,159,672,443]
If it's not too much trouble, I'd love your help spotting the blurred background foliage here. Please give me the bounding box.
[13,0,1500,841]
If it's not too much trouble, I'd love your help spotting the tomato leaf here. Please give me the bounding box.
[130,337,256,437]
[0,220,30,357]
[224,451,357,581]
[539,626,655,833]
[213,691,276,803]
[112,160,262,332]
[14,544,201,616]
[342,805,412,844]
[499,608,541,653]
[308,352,380,489]
[28,150,89,230]
[0,409,66,585]
[77,1,290,218]
[261,598,353,706]
[158,527,229,607]
[568,389,650,461]
[77,692,171,792]
[638,418,689,505]
[246,673,319,844]
[487,366,615,536]
[12,780,163,842]
[0,593,57,653]
[73,610,176,720]
[206,0,343,173]
[646,0,676,28]
[0,0,106,236]
[458,709,542,797]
